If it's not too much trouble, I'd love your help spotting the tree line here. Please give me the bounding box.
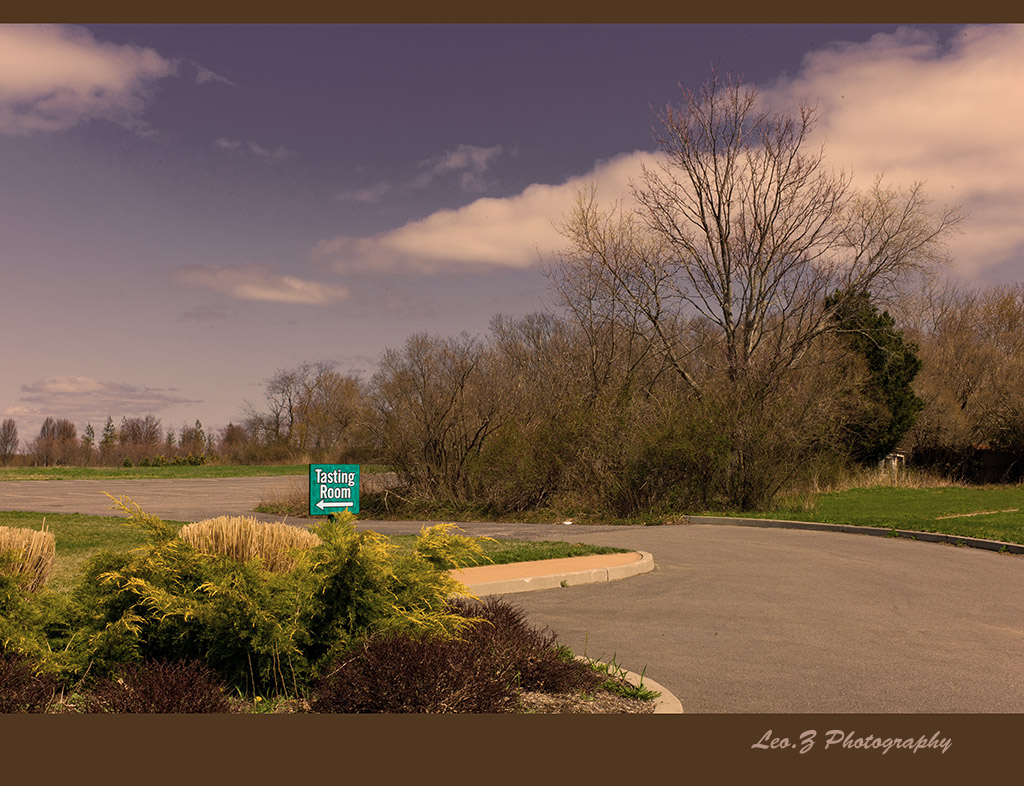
[1,415,215,468]
[3,74,1017,514]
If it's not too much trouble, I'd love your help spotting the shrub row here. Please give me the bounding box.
[312,597,602,713]
[0,598,598,713]
[0,500,494,705]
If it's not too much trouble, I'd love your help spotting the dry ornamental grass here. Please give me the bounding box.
[0,524,55,591]
[179,516,321,572]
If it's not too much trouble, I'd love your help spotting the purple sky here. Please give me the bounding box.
[2,23,1020,447]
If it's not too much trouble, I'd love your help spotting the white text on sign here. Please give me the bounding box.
[314,468,356,486]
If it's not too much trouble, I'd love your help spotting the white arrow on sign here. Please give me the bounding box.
[316,500,354,510]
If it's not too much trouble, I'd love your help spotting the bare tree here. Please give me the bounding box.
[550,73,966,392]
[292,366,370,459]
[542,205,679,399]
[900,282,1024,476]
[219,422,250,463]
[32,417,78,466]
[370,333,508,499]
[118,415,162,463]
[543,73,966,509]
[0,419,18,465]
[244,361,372,462]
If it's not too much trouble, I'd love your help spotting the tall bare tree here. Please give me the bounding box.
[371,333,508,499]
[544,72,966,509]
[32,417,78,466]
[0,419,18,466]
[900,282,1024,473]
[245,361,372,461]
[550,73,966,391]
[118,415,162,463]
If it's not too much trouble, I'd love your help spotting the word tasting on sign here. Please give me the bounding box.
[308,464,360,515]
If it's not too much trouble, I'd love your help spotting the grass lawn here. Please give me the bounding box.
[0,465,395,481]
[743,485,1024,545]
[0,464,310,481]
[0,510,626,594]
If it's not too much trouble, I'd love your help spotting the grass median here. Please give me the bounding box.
[736,485,1024,546]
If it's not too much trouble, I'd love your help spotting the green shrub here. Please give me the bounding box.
[412,523,495,570]
[172,453,206,466]
[297,517,482,671]
[58,498,486,697]
[0,547,67,665]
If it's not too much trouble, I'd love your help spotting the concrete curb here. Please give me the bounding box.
[458,551,655,596]
[615,668,684,715]
[682,515,1024,555]
[574,656,683,714]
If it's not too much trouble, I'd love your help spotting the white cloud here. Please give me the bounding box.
[419,143,504,190]
[192,61,235,87]
[336,181,393,203]
[2,377,202,446]
[175,264,350,305]
[28,377,104,395]
[180,304,233,323]
[317,151,652,273]
[759,24,1024,278]
[247,141,293,160]
[215,136,294,161]
[0,24,176,134]
[7,377,200,427]
[337,143,505,203]
[320,25,1024,282]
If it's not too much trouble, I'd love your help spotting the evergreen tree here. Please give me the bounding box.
[99,416,118,463]
[827,290,925,464]
[81,423,96,465]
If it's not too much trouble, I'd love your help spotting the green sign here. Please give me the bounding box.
[309,464,360,515]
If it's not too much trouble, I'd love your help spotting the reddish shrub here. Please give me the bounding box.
[86,659,231,713]
[0,653,59,713]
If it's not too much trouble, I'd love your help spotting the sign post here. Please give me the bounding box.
[309,464,360,515]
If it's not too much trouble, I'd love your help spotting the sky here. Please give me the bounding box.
[2,23,1023,448]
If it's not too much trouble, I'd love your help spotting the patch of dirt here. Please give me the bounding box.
[226,687,656,714]
[59,690,655,714]
[516,688,655,714]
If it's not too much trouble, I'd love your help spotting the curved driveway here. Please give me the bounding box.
[3,477,1023,712]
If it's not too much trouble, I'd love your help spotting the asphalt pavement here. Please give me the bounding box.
[0,475,304,520]
[3,475,1023,713]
